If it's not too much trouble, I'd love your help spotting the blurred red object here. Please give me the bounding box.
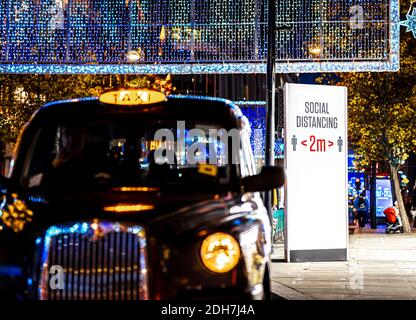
[383,207,397,224]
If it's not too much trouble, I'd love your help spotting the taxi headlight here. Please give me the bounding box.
[200,232,240,273]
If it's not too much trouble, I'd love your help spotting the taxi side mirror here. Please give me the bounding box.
[241,166,285,192]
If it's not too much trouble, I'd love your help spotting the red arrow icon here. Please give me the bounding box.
[301,140,307,146]
[328,141,334,147]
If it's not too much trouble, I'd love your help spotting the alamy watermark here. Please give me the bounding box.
[49,265,64,290]
[348,263,364,290]
[152,121,242,165]
[350,5,364,30]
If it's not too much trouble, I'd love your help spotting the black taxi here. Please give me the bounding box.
[0,89,283,300]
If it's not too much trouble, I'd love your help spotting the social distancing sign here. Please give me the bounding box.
[284,83,348,262]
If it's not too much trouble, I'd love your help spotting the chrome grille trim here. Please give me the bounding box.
[38,221,148,300]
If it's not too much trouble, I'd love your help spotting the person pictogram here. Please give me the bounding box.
[291,135,297,151]
[337,136,343,152]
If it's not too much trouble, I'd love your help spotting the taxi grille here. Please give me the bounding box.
[38,221,148,300]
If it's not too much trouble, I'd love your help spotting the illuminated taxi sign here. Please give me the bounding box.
[99,89,166,106]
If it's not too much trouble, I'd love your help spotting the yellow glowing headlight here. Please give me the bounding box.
[200,232,240,273]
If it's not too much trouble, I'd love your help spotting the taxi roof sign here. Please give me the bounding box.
[99,89,166,106]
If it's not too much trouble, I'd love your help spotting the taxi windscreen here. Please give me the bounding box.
[24,117,240,191]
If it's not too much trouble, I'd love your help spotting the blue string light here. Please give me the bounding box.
[400,6,416,38]
[0,0,399,74]
[238,102,284,162]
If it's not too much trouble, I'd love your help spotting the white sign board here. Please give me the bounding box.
[284,83,348,262]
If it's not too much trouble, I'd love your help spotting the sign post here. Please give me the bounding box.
[284,83,348,262]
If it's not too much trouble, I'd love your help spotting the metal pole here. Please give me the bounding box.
[265,0,276,167]
[265,0,276,221]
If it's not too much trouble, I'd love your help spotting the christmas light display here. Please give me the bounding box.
[237,102,283,162]
[400,3,416,38]
[0,0,399,73]
[239,103,266,162]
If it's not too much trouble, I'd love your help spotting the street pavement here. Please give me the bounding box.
[271,230,416,300]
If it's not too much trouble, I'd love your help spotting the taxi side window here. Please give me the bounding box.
[240,131,255,178]
[24,126,59,188]
[25,125,113,188]
[244,132,257,174]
